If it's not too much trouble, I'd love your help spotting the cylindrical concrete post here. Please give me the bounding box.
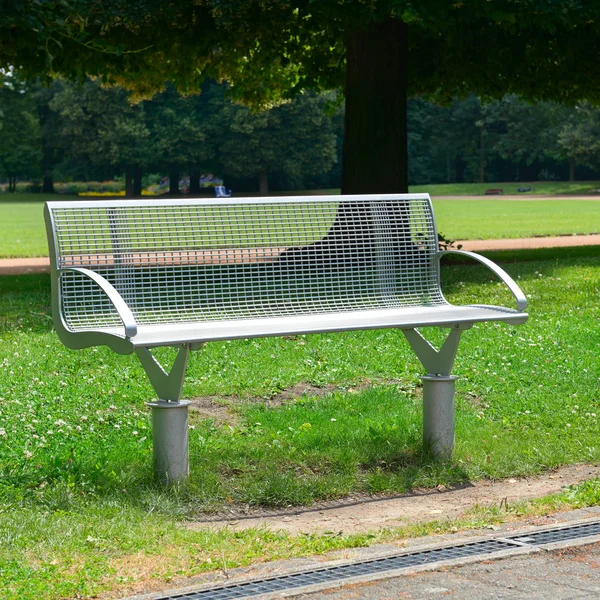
[147,400,191,484]
[421,375,458,459]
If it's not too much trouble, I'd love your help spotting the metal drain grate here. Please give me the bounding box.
[510,520,600,547]
[155,539,516,599]
[152,520,600,600]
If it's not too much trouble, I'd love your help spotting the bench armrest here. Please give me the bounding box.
[438,250,527,312]
[60,267,138,339]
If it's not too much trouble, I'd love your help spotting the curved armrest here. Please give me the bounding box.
[60,267,138,339]
[438,250,527,312]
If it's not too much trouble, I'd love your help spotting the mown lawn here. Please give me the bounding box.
[0,246,599,598]
[1,192,600,257]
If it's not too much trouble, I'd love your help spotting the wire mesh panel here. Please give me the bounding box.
[48,196,445,333]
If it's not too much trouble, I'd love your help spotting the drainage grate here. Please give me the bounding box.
[510,520,600,547]
[152,520,600,600]
[155,539,515,599]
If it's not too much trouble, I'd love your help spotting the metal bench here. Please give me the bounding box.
[44,194,528,483]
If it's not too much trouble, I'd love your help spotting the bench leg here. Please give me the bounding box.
[147,400,191,484]
[402,327,469,459]
[135,345,194,484]
[421,375,458,459]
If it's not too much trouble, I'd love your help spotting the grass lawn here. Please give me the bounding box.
[0,246,599,598]
[1,191,600,257]
[411,180,600,196]
[433,199,600,240]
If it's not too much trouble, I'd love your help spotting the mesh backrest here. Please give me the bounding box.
[49,196,445,331]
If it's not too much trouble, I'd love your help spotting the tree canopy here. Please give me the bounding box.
[3,1,600,193]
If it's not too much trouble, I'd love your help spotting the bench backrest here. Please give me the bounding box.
[45,194,444,333]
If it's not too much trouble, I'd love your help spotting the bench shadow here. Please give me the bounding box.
[195,480,476,523]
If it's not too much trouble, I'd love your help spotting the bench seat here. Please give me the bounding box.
[75,304,526,352]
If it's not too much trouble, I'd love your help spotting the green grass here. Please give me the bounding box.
[433,199,600,240]
[0,246,599,597]
[1,191,600,257]
[411,180,600,196]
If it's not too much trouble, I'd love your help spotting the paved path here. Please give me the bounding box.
[1,234,599,276]
[124,507,600,600]
[295,543,600,600]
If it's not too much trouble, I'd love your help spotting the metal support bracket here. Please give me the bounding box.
[402,325,473,459]
[135,344,191,402]
[402,325,470,376]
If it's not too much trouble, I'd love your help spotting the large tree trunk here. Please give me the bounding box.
[190,168,201,195]
[478,128,486,183]
[125,167,134,198]
[279,20,411,268]
[133,167,143,197]
[42,172,55,194]
[341,19,408,195]
[569,157,576,182]
[259,167,269,194]
[169,167,180,196]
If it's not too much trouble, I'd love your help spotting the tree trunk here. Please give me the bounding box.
[479,128,486,183]
[190,168,201,195]
[133,167,143,197]
[569,157,576,182]
[455,157,466,183]
[169,167,180,196]
[342,19,408,195]
[259,167,269,194]
[8,175,16,193]
[42,172,55,194]
[125,167,134,198]
[279,19,411,267]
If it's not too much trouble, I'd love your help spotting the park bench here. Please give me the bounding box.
[484,188,504,195]
[44,194,528,483]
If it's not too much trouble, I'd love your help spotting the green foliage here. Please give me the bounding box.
[5,1,600,194]
[558,103,600,170]
[219,90,340,191]
[4,1,600,105]
[49,80,152,171]
[0,76,42,188]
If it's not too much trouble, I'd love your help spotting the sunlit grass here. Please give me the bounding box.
[1,192,600,257]
[0,242,599,597]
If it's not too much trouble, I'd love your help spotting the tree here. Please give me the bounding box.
[144,85,213,196]
[558,103,600,178]
[218,90,338,193]
[3,2,600,196]
[0,75,42,191]
[49,80,152,196]
[483,96,572,182]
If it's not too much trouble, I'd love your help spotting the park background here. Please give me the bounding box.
[1,3,600,600]
[4,77,600,196]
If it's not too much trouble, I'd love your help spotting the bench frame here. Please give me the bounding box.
[44,194,528,483]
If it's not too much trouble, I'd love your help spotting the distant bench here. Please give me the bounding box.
[484,188,504,195]
[44,194,528,483]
